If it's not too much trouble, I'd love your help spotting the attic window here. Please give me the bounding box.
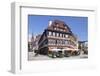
[56,24,59,27]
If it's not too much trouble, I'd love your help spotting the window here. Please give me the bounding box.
[53,32,55,36]
[56,40,57,44]
[49,31,51,36]
[55,32,57,37]
[60,33,62,37]
[65,40,68,45]
[48,39,56,45]
[48,39,50,44]
[59,33,60,37]
[62,40,64,44]
[66,35,68,38]
[60,40,63,44]
[63,34,65,37]
[62,34,63,37]
[62,34,65,37]
[53,40,56,45]
[57,40,59,44]
[57,33,59,37]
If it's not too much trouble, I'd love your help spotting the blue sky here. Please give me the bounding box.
[28,15,88,41]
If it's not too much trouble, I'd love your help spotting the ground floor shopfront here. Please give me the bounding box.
[38,45,79,58]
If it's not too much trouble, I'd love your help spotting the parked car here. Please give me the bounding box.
[56,51,64,58]
[51,51,57,58]
[64,50,71,57]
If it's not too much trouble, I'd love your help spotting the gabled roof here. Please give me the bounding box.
[47,19,73,34]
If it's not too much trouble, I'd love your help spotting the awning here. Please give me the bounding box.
[51,48,78,51]
[66,48,78,51]
[51,49,61,51]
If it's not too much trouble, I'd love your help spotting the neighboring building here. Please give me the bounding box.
[28,34,34,52]
[78,41,88,54]
[28,34,41,52]
[38,20,79,57]
[32,34,41,50]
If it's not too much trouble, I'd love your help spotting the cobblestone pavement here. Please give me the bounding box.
[28,52,88,61]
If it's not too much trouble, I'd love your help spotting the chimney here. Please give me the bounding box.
[48,20,52,26]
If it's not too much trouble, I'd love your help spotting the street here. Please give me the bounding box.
[28,52,88,61]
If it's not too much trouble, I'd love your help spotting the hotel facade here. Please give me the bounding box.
[38,20,79,57]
